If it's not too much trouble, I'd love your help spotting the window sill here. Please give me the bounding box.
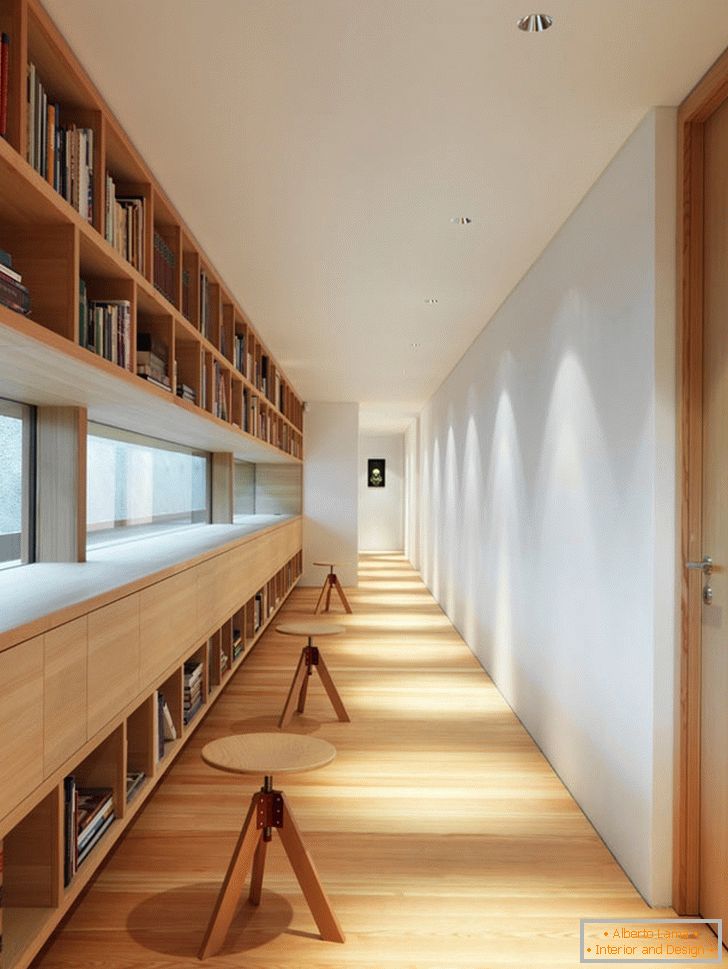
[0,515,297,647]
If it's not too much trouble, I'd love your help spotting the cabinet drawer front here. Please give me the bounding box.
[44,617,87,775]
[88,595,141,736]
[0,637,44,821]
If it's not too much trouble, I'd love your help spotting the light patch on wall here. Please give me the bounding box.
[443,425,460,617]
[461,413,484,646]
[533,348,616,752]
[483,387,524,693]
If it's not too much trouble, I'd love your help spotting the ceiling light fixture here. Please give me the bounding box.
[410,342,421,349]
[517,13,553,32]
[451,216,472,225]
[424,298,439,304]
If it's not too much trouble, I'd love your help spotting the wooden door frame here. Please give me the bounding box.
[675,47,728,915]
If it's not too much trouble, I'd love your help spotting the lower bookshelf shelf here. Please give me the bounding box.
[0,548,303,969]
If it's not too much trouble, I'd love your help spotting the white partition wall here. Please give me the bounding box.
[359,433,404,551]
[302,402,359,587]
[416,109,677,905]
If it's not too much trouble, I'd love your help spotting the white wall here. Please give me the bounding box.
[359,433,404,551]
[416,109,676,905]
[302,401,359,587]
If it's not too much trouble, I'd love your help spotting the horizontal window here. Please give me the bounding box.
[87,424,209,549]
[0,398,34,570]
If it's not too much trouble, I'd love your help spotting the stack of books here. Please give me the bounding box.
[79,281,131,368]
[27,64,94,223]
[172,360,196,404]
[1,33,9,139]
[63,777,115,885]
[105,177,145,273]
[153,230,176,304]
[156,691,176,762]
[183,660,203,724]
[136,332,170,392]
[126,771,145,804]
[176,382,196,404]
[220,644,229,676]
[0,249,31,315]
[232,626,243,661]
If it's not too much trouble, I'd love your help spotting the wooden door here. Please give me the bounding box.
[700,95,728,927]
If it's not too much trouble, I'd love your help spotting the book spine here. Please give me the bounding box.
[46,103,55,186]
[0,33,9,139]
[63,775,76,886]
[77,813,114,866]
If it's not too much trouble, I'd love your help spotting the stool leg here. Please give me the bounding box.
[277,795,345,943]
[248,838,267,906]
[324,577,333,612]
[332,576,353,614]
[313,574,329,614]
[279,649,308,729]
[199,795,263,959]
[297,665,311,713]
[316,650,351,722]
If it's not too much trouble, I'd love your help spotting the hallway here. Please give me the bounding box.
[34,553,721,968]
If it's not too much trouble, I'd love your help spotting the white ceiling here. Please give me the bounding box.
[44,0,728,433]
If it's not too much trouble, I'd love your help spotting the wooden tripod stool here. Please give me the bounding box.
[277,621,351,729]
[313,562,353,614]
[199,732,344,959]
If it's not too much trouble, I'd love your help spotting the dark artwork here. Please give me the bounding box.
[368,458,385,487]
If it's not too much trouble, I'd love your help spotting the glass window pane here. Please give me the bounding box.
[87,425,209,549]
[0,400,30,569]
[234,461,256,518]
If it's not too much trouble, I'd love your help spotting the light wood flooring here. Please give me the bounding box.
[33,553,724,968]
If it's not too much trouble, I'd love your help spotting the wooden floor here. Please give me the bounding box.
[33,553,724,969]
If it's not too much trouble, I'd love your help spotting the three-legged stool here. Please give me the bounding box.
[313,562,353,614]
[199,732,345,959]
[277,621,351,728]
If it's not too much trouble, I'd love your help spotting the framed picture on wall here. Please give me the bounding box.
[368,458,385,487]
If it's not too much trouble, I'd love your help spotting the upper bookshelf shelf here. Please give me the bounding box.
[0,0,304,461]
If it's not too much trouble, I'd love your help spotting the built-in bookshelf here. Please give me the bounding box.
[0,0,304,460]
[0,541,303,969]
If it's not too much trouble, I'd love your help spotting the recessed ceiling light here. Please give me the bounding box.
[517,13,553,32]
[450,216,472,225]
[424,297,439,304]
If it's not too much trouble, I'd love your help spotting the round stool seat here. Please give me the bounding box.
[277,621,346,638]
[313,561,336,568]
[201,732,336,776]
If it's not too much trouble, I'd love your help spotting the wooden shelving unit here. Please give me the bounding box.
[0,550,303,969]
[0,0,303,460]
[0,2,308,967]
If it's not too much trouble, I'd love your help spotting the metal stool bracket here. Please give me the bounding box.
[256,790,284,831]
